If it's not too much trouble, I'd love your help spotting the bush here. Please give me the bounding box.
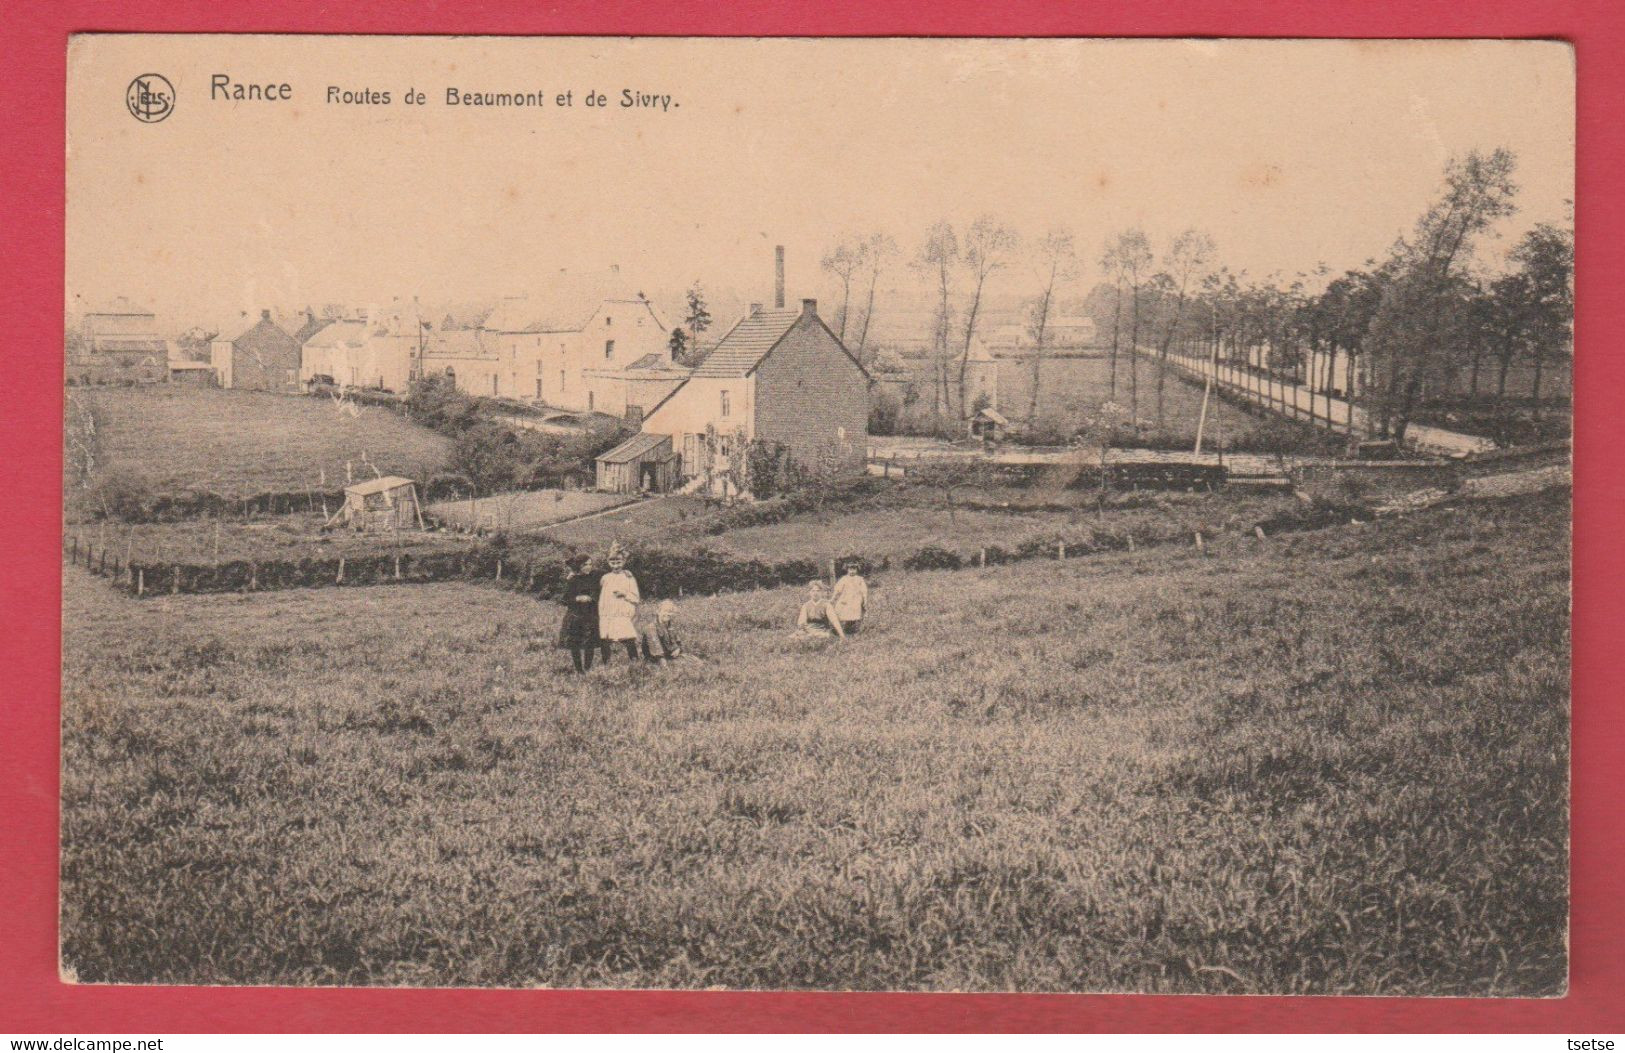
[903,545,964,571]
[406,374,481,433]
[868,389,902,436]
[86,471,158,522]
[424,472,476,502]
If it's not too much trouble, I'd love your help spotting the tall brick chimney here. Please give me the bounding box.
[774,245,785,309]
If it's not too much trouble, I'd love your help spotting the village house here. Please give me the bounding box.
[583,353,692,425]
[68,298,170,385]
[637,297,870,487]
[475,270,672,410]
[300,318,367,386]
[210,309,302,392]
[298,300,430,392]
[419,326,502,396]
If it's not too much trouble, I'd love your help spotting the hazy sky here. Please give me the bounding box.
[67,36,1573,331]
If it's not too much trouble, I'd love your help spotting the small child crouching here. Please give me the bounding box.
[638,599,687,666]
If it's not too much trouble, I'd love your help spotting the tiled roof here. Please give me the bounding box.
[483,275,654,334]
[690,309,801,378]
[302,320,368,349]
[424,328,495,359]
[597,432,672,464]
[293,315,330,344]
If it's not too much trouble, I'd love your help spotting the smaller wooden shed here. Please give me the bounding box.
[331,476,424,532]
[596,433,681,494]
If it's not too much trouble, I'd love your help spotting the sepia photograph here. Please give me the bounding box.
[60,35,1573,995]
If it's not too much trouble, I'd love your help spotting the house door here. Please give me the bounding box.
[640,462,660,493]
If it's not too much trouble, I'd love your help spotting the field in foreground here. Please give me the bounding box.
[68,386,451,512]
[60,489,1569,993]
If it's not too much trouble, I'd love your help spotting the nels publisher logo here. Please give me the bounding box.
[126,74,174,123]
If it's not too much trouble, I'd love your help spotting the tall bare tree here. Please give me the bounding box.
[1153,229,1215,427]
[1025,227,1078,426]
[1103,229,1153,422]
[852,231,898,360]
[956,216,1019,417]
[915,221,959,422]
[820,237,868,344]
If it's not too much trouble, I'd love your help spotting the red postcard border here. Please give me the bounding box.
[3,0,1620,1034]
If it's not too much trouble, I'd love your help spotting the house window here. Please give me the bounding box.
[605,339,615,360]
[605,316,612,327]
[720,390,731,418]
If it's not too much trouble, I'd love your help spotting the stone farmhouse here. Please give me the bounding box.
[210,309,302,392]
[298,301,431,392]
[472,272,672,410]
[637,297,870,486]
[68,298,170,385]
[300,271,674,417]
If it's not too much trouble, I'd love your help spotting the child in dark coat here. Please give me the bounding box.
[557,555,602,673]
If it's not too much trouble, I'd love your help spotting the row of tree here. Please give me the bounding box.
[814,146,1572,444]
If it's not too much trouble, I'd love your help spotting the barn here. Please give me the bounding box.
[330,476,424,532]
[595,432,681,494]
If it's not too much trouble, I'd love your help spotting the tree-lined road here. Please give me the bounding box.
[1147,346,1497,458]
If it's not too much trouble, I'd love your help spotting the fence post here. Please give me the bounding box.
[136,568,144,596]
[394,554,402,580]
[337,556,345,584]
[99,548,107,575]
[172,564,180,594]
[71,537,78,564]
[496,559,503,582]
[979,548,986,567]
[1057,541,1065,560]
[1194,531,1206,555]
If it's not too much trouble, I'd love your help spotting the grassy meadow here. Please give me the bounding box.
[69,386,450,510]
[60,487,1569,993]
[993,353,1260,434]
[427,489,633,533]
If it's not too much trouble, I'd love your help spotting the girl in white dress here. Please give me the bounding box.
[597,545,642,664]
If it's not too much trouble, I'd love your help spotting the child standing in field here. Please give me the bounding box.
[557,554,601,673]
[638,599,686,666]
[795,580,846,641]
[830,562,869,637]
[597,544,642,664]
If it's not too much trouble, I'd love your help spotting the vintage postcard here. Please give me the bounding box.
[61,36,1573,994]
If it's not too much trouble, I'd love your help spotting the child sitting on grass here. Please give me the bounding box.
[794,580,846,641]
